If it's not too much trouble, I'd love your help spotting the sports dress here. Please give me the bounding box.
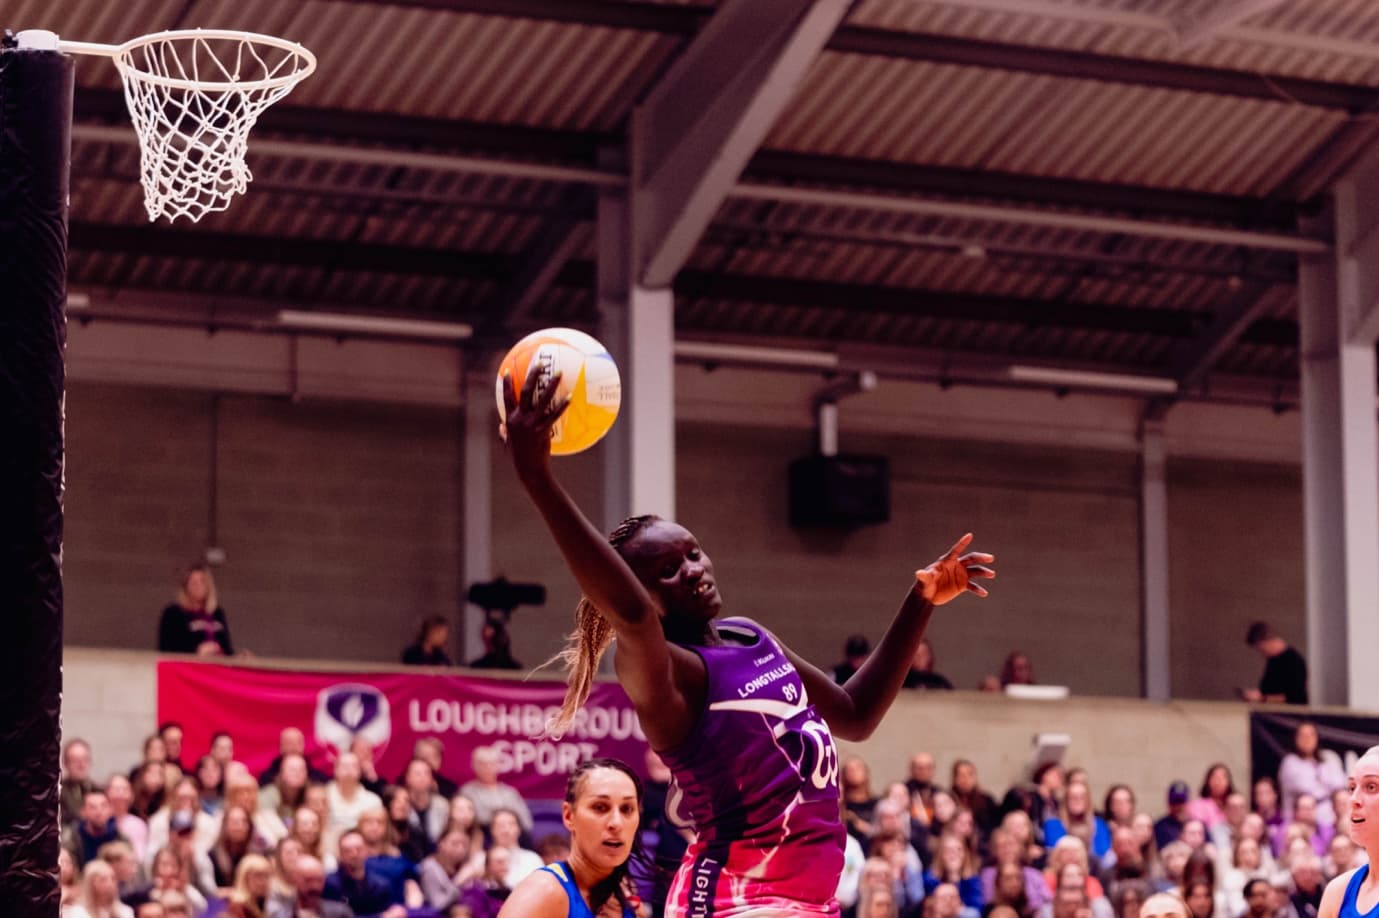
[538,860,637,918]
[660,617,845,917]
[1340,865,1378,918]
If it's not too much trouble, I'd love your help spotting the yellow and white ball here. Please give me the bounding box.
[496,327,621,456]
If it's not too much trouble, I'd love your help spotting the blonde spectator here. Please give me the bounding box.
[59,848,81,908]
[63,859,133,918]
[225,853,274,918]
[288,805,335,874]
[225,770,286,848]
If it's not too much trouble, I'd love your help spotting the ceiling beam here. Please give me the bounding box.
[67,220,1298,348]
[1162,282,1286,388]
[1172,0,1289,50]
[631,0,850,286]
[309,2,1378,109]
[748,150,1304,227]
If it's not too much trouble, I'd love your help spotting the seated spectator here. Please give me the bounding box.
[1103,786,1137,833]
[1140,892,1189,918]
[1038,862,1111,918]
[1180,851,1228,918]
[147,846,209,916]
[210,733,236,773]
[467,615,521,670]
[999,810,1044,873]
[62,739,97,826]
[904,639,954,691]
[290,806,336,875]
[63,790,127,870]
[157,563,234,657]
[857,857,898,916]
[259,753,310,827]
[211,806,264,896]
[982,827,1050,913]
[1156,842,1190,893]
[96,840,148,906]
[1185,764,1234,830]
[1241,878,1275,918]
[487,808,543,888]
[64,859,134,918]
[222,771,286,849]
[907,752,941,825]
[133,902,165,918]
[925,832,985,910]
[105,775,149,864]
[192,756,224,817]
[419,827,481,912]
[1323,832,1362,880]
[446,794,487,864]
[1220,835,1268,918]
[1181,880,1215,918]
[326,752,383,844]
[129,762,166,823]
[264,854,352,918]
[1282,794,1332,859]
[158,724,185,773]
[60,848,82,908]
[1129,813,1162,885]
[860,881,901,918]
[458,747,530,835]
[842,756,881,846]
[1045,780,1111,860]
[1098,825,1146,891]
[163,812,218,903]
[349,736,389,798]
[224,853,274,918]
[1154,782,1191,851]
[269,837,304,905]
[385,786,429,864]
[877,787,929,863]
[834,634,871,685]
[1279,723,1347,829]
[399,759,449,857]
[987,862,1035,918]
[1043,837,1107,906]
[534,834,570,866]
[456,846,513,918]
[326,829,406,918]
[1207,792,1249,860]
[951,760,1001,841]
[412,737,459,800]
[1289,853,1325,918]
[1108,880,1150,918]
[258,729,330,788]
[145,777,218,865]
[933,880,981,918]
[401,615,454,667]
[357,805,424,907]
[1000,652,1035,688]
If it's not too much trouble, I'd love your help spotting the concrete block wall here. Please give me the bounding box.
[61,380,1306,701]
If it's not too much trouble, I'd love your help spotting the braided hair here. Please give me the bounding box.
[565,757,647,914]
[540,515,661,739]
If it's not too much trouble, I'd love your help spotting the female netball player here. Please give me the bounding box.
[499,758,643,918]
[1316,747,1379,918]
[500,364,995,917]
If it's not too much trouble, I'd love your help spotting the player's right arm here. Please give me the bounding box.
[500,365,687,725]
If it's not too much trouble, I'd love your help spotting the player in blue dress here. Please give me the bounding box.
[1317,746,1379,918]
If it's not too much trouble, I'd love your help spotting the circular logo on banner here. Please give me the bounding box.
[315,683,391,755]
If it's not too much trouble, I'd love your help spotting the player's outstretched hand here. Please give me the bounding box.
[500,361,569,477]
[915,533,995,605]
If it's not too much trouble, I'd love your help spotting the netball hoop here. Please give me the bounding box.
[17,28,316,222]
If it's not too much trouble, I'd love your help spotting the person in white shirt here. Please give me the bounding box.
[458,746,532,834]
[325,752,382,845]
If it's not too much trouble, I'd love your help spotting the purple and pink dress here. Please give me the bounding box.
[660,617,845,917]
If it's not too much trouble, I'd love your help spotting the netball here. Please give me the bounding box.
[496,327,621,456]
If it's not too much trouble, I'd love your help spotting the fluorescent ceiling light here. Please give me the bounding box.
[674,341,839,369]
[1009,365,1178,394]
[277,310,472,341]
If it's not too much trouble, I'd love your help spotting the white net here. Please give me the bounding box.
[112,30,315,222]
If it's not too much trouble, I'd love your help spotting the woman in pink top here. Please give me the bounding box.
[1186,764,1235,829]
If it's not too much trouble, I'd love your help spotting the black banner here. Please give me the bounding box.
[1249,710,1379,783]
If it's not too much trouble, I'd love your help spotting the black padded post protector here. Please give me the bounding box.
[0,42,73,914]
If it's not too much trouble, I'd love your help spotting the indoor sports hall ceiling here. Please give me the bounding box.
[10,0,1379,410]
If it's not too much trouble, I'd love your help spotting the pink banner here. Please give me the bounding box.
[157,661,648,799]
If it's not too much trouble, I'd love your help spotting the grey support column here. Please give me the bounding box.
[1140,419,1171,701]
[1298,150,1379,708]
[461,361,493,663]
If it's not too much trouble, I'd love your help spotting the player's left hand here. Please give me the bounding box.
[915,533,995,605]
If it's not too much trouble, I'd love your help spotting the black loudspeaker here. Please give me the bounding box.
[788,454,890,528]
